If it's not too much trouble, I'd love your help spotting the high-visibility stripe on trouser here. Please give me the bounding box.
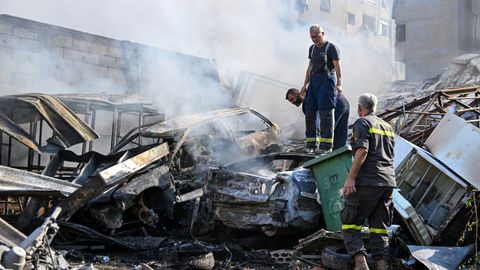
[319,137,333,143]
[319,109,334,150]
[305,109,319,148]
[341,187,393,261]
[369,228,388,234]
[342,224,363,230]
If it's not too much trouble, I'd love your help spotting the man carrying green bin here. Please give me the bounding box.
[341,93,396,270]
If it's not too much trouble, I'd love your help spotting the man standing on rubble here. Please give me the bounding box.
[285,88,350,150]
[301,24,342,153]
[341,93,396,270]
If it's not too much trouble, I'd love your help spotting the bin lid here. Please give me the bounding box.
[303,146,352,168]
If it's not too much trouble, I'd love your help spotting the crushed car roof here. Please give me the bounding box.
[142,108,275,136]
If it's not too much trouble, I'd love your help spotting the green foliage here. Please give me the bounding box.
[457,190,479,269]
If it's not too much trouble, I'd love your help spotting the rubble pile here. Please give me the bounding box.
[379,53,480,113]
[428,53,480,91]
[0,89,479,269]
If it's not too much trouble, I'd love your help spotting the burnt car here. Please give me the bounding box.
[16,108,282,235]
[199,152,322,236]
[111,107,282,177]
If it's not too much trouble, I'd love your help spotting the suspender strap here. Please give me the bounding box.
[309,42,332,74]
[324,42,331,73]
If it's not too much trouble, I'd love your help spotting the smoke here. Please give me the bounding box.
[1,0,396,131]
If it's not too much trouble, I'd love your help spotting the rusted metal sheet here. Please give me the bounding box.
[59,143,169,219]
[0,165,80,196]
[424,112,480,189]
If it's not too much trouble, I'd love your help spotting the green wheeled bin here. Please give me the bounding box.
[303,146,352,231]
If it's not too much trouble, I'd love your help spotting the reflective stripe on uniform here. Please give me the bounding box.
[319,137,333,143]
[342,224,363,230]
[369,228,388,234]
[306,137,317,142]
[368,128,395,137]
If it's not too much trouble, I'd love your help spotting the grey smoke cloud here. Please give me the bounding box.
[1,0,395,132]
[1,0,309,83]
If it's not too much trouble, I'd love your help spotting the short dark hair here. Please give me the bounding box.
[285,88,299,99]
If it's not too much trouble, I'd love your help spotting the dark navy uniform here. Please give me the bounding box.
[302,93,349,150]
[304,41,339,150]
[341,113,396,261]
[333,94,349,150]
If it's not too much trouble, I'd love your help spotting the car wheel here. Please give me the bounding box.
[321,244,377,269]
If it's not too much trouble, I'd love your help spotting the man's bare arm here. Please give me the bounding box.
[333,59,343,95]
[301,60,312,96]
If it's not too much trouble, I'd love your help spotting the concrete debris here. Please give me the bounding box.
[0,88,479,269]
[452,54,480,65]
[426,54,480,91]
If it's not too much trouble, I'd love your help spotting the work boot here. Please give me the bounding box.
[376,260,388,270]
[353,254,369,270]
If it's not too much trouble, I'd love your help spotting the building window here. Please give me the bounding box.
[380,21,388,36]
[347,12,356,25]
[320,0,331,12]
[295,0,309,14]
[362,14,376,32]
[396,24,406,42]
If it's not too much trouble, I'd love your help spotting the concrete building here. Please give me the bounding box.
[294,0,401,79]
[392,0,480,81]
[297,0,394,41]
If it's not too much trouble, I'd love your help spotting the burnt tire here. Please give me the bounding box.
[321,244,377,270]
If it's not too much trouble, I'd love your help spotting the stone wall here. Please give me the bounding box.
[0,15,226,115]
